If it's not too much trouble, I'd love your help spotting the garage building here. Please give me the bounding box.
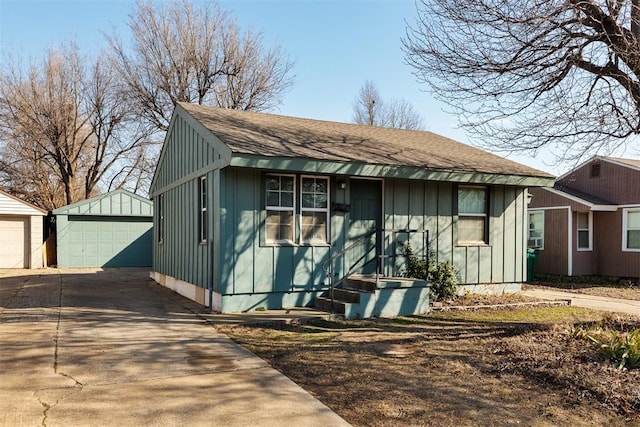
[53,189,153,268]
[0,190,47,269]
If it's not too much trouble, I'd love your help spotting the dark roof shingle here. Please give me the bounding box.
[179,102,553,179]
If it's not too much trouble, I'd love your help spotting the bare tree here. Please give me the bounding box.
[353,80,384,126]
[403,0,640,160]
[0,44,152,210]
[352,80,424,129]
[108,0,295,133]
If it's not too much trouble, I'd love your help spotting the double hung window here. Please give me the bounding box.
[457,186,488,245]
[576,212,592,251]
[199,176,207,243]
[300,176,329,243]
[623,209,640,251]
[528,211,544,249]
[157,194,164,244]
[266,175,295,243]
[265,174,329,245]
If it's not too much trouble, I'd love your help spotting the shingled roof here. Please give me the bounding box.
[178,102,553,179]
[605,157,640,170]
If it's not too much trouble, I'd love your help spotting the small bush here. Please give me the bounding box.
[588,330,640,370]
[429,261,459,302]
[402,243,458,302]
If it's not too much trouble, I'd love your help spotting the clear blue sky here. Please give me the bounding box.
[3,0,635,176]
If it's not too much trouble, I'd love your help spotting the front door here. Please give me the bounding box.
[348,179,382,275]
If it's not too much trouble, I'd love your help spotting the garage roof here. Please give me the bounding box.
[53,189,153,217]
[0,190,47,216]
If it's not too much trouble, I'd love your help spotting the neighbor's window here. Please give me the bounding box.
[199,176,207,243]
[300,176,329,243]
[265,174,295,243]
[577,211,592,251]
[623,209,640,251]
[458,186,488,245]
[528,211,544,249]
[157,193,164,244]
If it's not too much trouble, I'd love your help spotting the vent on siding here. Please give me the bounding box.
[590,163,601,178]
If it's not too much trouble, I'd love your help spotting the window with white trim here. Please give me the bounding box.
[623,209,640,251]
[528,211,544,249]
[265,174,330,245]
[300,176,329,243]
[457,186,488,245]
[265,174,295,243]
[577,211,592,251]
[157,193,164,244]
[199,176,207,243]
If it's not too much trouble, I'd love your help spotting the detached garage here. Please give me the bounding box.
[0,190,47,269]
[53,189,153,268]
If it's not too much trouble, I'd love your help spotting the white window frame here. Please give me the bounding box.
[299,175,330,244]
[265,174,296,244]
[199,176,207,243]
[528,211,544,250]
[157,193,164,244]
[576,211,592,251]
[622,208,640,252]
[457,185,488,246]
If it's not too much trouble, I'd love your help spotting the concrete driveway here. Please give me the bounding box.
[521,287,640,316]
[0,268,349,427]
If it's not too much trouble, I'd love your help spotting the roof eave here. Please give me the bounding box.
[542,187,618,211]
[228,154,555,187]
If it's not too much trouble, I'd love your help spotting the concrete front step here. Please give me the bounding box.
[332,288,361,303]
[345,275,429,290]
[315,296,347,314]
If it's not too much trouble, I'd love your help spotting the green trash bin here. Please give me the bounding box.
[526,248,540,282]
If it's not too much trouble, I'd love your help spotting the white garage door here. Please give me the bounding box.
[0,217,28,268]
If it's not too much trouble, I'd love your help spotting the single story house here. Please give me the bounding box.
[0,190,47,269]
[528,156,640,278]
[149,102,554,317]
[53,189,153,268]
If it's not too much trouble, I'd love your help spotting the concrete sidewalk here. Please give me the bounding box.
[521,287,640,316]
[0,268,349,427]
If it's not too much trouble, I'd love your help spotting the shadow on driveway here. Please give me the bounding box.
[0,268,349,427]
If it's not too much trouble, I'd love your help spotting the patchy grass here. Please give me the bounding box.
[220,307,640,426]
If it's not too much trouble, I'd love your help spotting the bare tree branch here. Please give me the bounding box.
[352,81,425,130]
[403,0,640,161]
[0,43,152,210]
[107,0,294,133]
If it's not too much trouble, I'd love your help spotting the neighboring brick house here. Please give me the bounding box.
[528,156,640,279]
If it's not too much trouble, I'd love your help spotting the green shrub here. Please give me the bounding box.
[589,330,640,370]
[402,243,458,302]
[429,261,459,302]
[570,315,640,369]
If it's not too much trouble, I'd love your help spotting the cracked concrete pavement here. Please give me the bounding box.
[0,268,349,427]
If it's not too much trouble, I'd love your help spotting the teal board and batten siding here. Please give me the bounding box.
[54,190,153,268]
[382,180,527,285]
[151,112,230,296]
[218,167,336,311]
[217,172,528,311]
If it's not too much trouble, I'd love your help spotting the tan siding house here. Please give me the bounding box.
[528,156,640,279]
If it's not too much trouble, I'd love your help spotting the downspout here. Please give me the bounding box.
[567,207,573,277]
[209,239,214,313]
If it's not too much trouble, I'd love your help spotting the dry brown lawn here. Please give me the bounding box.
[220,305,640,426]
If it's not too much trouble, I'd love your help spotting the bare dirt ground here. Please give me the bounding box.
[220,306,640,427]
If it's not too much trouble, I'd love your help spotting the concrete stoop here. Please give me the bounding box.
[315,275,430,319]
